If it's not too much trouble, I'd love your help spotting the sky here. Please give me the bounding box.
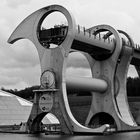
[0,0,139,90]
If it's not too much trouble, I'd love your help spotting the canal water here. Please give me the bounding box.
[0,132,140,140]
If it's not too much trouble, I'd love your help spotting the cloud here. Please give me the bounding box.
[128,65,138,78]
[0,35,41,90]
[66,52,92,77]
[2,81,29,90]
[0,0,139,90]
[0,39,40,67]
[5,0,32,9]
[67,52,91,69]
[0,64,41,90]
[0,75,20,86]
[0,1,41,90]
[66,67,92,77]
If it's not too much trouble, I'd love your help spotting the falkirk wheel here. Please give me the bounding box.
[8,5,140,134]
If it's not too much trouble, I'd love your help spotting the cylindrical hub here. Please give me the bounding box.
[66,76,108,93]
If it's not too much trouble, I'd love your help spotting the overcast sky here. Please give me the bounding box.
[0,0,139,90]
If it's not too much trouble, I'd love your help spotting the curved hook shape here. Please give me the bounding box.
[115,44,136,126]
[62,24,123,133]
[7,4,76,58]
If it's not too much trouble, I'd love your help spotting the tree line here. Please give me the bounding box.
[127,77,140,96]
[1,85,40,100]
[1,77,140,101]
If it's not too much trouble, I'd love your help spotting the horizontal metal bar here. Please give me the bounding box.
[66,76,108,93]
[71,28,115,55]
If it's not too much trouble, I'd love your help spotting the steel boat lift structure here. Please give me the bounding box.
[8,5,140,134]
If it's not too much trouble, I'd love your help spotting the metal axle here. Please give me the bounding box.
[66,76,108,93]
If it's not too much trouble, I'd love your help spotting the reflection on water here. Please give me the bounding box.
[0,132,140,140]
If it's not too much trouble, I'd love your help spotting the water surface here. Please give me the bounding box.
[0,132,140,140]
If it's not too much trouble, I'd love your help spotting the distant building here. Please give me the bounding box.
[0,90,59,125]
